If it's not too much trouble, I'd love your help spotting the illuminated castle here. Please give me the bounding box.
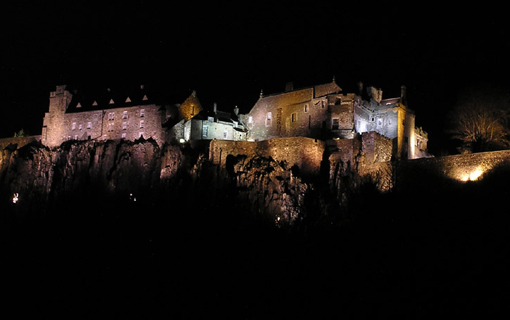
[41,85,244,147]
[243,79,430,159]
[40,80,430,159]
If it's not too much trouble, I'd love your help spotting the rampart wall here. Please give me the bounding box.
[209,137,326,177]
[398,149,510,187]
[0,136,41,151]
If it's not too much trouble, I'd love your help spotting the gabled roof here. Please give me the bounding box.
[65,84,196,113]
[191,108,243,125]
[255,80,342,108]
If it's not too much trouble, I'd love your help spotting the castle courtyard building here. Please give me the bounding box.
[244,79,430,159]
[41,85,201,148]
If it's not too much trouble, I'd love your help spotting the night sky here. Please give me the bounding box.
[2,2,510,154]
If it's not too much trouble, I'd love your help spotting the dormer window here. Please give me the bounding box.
[265,112,272,127]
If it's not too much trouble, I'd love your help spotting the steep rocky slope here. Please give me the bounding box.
[0,137,393,225]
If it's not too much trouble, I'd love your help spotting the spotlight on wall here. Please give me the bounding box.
[461,167,485,182]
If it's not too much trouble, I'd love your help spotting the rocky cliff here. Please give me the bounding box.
[0,136,391,224]
[4,138,509,318]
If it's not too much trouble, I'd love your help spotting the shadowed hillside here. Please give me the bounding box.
[1,140,509,318]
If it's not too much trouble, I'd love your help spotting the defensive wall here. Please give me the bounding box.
[0,135,41,151]
[211,135,510,193]
[397,149,510,191]
[209,137,326,178]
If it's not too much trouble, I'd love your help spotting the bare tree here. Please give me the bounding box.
[449,87,510,153]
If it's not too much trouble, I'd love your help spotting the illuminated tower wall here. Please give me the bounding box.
[42,85,73,147]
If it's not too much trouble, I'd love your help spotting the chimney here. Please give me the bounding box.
[400,85,407,105]
[213,102,217,113]
[285,82,294,92]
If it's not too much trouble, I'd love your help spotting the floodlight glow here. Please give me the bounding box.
[461,167,484,181]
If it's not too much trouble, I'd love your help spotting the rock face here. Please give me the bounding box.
[0,137,393,224]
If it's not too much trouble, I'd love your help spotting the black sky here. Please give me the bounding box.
[2,2,509,154]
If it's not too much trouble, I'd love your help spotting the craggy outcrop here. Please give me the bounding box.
[0,136,393,224]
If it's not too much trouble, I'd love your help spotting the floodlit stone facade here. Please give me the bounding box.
[244,79,431,159]
[42,85,176,147]
[41,85,244,148]
[35,79,431,161]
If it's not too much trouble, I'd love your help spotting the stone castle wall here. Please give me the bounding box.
[0,136,41,151]
[397,149,510,189]
[209,137,326,178]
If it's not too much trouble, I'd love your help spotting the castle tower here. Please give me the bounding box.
[42,85,73,147]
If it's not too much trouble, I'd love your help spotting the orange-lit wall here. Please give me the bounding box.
[209,137,326,178]
[399,149,510,184]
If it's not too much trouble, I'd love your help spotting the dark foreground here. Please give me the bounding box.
[2,171,510,319]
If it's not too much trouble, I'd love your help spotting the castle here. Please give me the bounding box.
[242,79,430,159]
[26,78,430,159]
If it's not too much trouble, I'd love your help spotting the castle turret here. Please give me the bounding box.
[48,85,73,114]
[400,85,407,106]
[42,85,73,147]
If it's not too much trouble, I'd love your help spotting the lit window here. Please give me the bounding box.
[121,133,126,139]
[109,112,115,120]
[203,124,208,138]
[140,109,145,117]
[87,122,92,129]
[140,120,144,128]
[123,111,128,119]
[332,118,339,130]
[72,122,76,130]
[122,122,127,130]
[74,135,78,140]
[79,124,83,130]
[265,112,272,127]
[139,132,144,138]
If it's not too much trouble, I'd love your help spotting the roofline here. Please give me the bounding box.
[259,81,342,99]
